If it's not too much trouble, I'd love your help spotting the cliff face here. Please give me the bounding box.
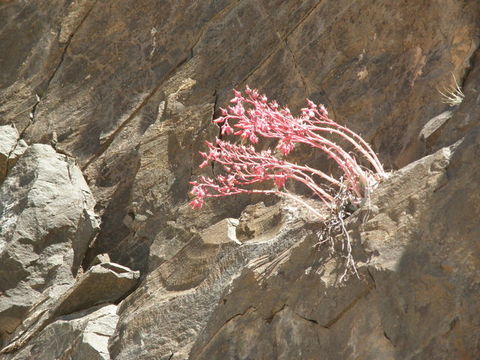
[0,1,479,359]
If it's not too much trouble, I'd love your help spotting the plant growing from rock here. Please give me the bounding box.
[189,87,386,278]
[438,74,465,107]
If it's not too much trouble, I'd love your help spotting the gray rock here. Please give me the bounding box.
[200,218,240,245]
[53,262,140,317]
[419,110,454,151]
[236,202,285,243]
[0,125,26,183]
[0,1,479,359]
[89,253,112,267]
[186,130,480,360]
[112,130,480,359]
[5,304,118,360]
[0,144,99,343]
[0,262,138,355]
[0,126,18,179]
[0,0,477,273]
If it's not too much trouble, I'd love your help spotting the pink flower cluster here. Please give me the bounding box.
[189,87,385,211]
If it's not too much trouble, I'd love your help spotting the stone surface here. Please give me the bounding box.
[109,202,310,359]
[186,129,480,360]
[0,1,480,359]
[419,110,453,151]
[0,0,478,272]
[199,218,240,245]
[0,262,138,355]
[0,144,99,345]
[430,47,480,153]
[0,125,26,183]
[4,304,118,360]
[89,253,111,267]
[53,262,139,318]
[236,202,285,243]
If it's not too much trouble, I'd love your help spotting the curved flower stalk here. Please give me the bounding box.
[190,139,335,218]
[189,87,386,214]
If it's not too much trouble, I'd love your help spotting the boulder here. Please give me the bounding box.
[53,262,140,317]
[0,144,99,344]
[0,125,27,183]
[5,304,118,360]
[0,261,138,356]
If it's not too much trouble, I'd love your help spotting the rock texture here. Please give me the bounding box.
[5,304,119,360]
[1,261,138,356]
[0,125,27,183]
[0,0,480,359]
[109,133,480,359]
[187,136,480,360]
[1,0,478,269]
[53,262,139,318]
[0,143,99,346]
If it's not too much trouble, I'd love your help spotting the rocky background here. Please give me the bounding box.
[0,0,479,359]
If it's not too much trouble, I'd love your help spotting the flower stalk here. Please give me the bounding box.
[189,87,386,214]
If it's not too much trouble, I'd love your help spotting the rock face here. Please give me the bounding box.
[5,304,119,360]
[52,262,140,318]
[0,0,479,359]
[1,261,139,356]
[0,143,99,345]
[110,133,480,360]
[0,125,27,183]
[187,136,480,360]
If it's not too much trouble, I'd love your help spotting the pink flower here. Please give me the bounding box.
[189,198,203,209]
[189,87,385,212]
[306,99,317,108]
[221,122,233,135]
[254,166,264,176]
[277,137,295,155]
[274,174,286,189]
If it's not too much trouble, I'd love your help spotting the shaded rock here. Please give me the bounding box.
[53,262,139,317]
[186,129,480,360]
[6,141,27,172]
[419,110,454,152]
[89,253,112,267]
[0,0,477,275]
[0,0,98,134]
[430,46,480,153]
[0,144,99,343]
[236,202,284,243]
[0,125,27,183]
[0,262,138,355]
[4,304,118,360]
[111,136,476,359]
[109,203,307,359]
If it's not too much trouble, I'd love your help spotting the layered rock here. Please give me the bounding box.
[5,304,119,360]
[1,0,478,271]
[0,0,479,359]
[197,134,478,359]
[2,261,139,357]
[0,144,99,345]
[0,125,27,183]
